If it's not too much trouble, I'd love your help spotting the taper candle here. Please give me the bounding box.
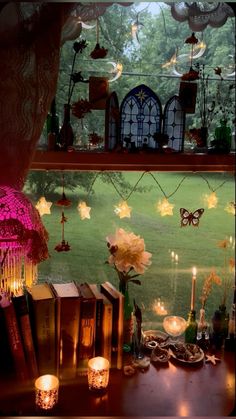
[190,267,197,311]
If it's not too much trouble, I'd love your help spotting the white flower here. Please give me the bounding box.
[106,228,152,275]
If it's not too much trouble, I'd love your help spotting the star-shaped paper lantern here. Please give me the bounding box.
[35,197,52,216]
[205,354,221,365]
[114,200,132,218]
[204,192,218,209]
[77,201,91,220]
[156,198,174,216]
[225,201,236,215]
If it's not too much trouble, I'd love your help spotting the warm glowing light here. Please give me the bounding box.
[171,251,175,261]
[77,201,91,220]
[192,267,197,278]
[225,202,236,215]
[35,374,59,410]
[204,191,218,209]
[88,357,110,391]
[163,316,187,337]
[108,62,123,83]
[175,254,179,264]
[152,298,168,316]
[114,201,132,218]
[156,198,174,216]
[162,52,177,68]
[35,197,52,216]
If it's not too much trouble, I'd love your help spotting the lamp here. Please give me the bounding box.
[0,185,49,292]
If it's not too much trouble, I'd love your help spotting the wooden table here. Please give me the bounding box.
[0,349,235,417]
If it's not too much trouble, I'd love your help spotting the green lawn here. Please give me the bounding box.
[30,172,235,330]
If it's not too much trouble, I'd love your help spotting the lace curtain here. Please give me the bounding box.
[0,2,124,282]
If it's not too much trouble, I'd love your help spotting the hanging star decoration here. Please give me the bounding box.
[156,198,174,216]
[203,192,218,209]
[77,201,91,220]
[35,196,52,216]
[205,354,221,365]
[114,201,132,218]
[225,201,236,215]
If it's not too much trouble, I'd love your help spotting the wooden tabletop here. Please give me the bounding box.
[0,349,235,416]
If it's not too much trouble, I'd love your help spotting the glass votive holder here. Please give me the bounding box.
[163,316,187,338]
[88,356,110,392]
[35,374,59,410]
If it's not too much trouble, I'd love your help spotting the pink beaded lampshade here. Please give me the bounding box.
[0,186,49,293]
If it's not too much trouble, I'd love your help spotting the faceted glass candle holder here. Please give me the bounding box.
[35,374,59,410]
[163,316,187,338]
[88,356,110,392]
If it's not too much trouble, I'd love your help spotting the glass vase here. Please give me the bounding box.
[197,308,209,351]
[119,282,133,351]
[57,104,74,151]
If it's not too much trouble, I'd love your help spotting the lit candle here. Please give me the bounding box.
[163,316,187,337]
[171,251,175,261]
[190,267,197,311]
[175,254,179,264]
[35,374,59,410]
[88,356,110,392]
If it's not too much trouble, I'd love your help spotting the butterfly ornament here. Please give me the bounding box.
[180,208,204,227]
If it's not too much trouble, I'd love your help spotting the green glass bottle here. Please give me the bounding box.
[47,98,59,150]
[214,119,232,153]
[185,310,197,344]
[57,104,74,151]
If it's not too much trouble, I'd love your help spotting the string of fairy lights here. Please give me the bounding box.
[35,171,235,221]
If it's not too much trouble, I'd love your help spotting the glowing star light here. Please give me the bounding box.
[114,201,132,219]
[156,198,174,216]
[225,201,236,215]
[204,192,218,209]
[35,197,52,216]
[77,201,91,220]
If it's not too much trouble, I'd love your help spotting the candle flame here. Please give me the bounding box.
[192,266,197,277]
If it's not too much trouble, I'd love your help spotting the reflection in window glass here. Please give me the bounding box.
[25,171,235,329]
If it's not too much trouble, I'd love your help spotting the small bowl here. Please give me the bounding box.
[143,330,169,352]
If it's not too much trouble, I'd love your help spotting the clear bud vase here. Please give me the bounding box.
[197,308,209,351]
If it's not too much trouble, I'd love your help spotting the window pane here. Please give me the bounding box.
[25,171,235,329]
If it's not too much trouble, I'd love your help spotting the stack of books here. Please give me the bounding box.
[0,281,124,381]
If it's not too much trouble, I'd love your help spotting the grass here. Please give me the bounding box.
[30,171,235,330]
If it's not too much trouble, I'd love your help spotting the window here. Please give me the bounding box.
[25,170,235,329]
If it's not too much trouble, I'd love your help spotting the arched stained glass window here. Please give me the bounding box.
[120,84,162,150]
[105,91,119,151]
[163,95,185,152]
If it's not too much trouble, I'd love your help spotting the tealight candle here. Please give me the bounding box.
[88,356,110,392]
[163,316,187,338]
[35,374,59,410]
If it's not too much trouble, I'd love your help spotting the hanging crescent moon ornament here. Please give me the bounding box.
[108,62,123,83]
[80,22,96,30]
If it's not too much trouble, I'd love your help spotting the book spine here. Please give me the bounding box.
[77,299,96,374]
[2,303,29,380]
[100,283,122,369]
[94,297,103,356]
[13,295,39,379]
[59,297,80,379]
[28,295,57,376]
[101,302,113,364]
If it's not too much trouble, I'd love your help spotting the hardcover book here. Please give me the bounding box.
[100,281,124,369]
[13,293,39,379]
[76,282,96,375]
[0,294,29,380]
[88,284,113,363]
[50,282,81,380]
[27,283,57,375]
